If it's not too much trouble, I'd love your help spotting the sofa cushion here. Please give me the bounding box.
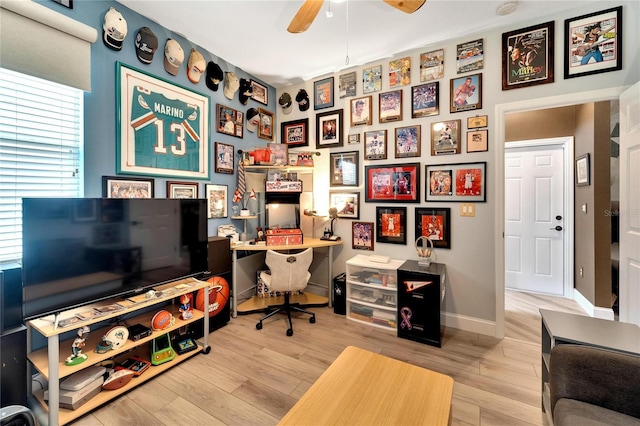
[554,399,640,426]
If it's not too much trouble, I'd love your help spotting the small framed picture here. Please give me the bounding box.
[365,163,420,203]
[426,162,487,202]
[330,151,359,187]
[268,143,288,166]
[330,192,360,219]
[394,125,421,158]
[348,134,360,145]
[466,129,488,153]
[456,38,484,73]
[258,108,274,141]
[205,184,227,218]
[467,115,488,129]
[216,104,244,138]
[103,176,154,198]
[250,80,268,105]
[288,153,299,166]
[389,57,411,87]
[339,71,357,98]
[431,120,462,156]
[415,207,451,249]
[379,90,402,123]
[316,109,343,148]
[450,73,482,113]
[576,153,590,186]
[420,49,444,81]
[411,82,439,118]
[167,181,199,199]
[214,142,234,174]
[352,221,374,251]
[364,130,387,160]
[314,76,334,110]
[281,118,309,147]
[376,206,407,245]
[362,65,382,94]
[350,95,372,127]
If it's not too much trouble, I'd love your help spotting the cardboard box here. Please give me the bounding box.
[266,228,303,245]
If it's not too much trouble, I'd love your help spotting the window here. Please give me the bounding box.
[0,68,83,263]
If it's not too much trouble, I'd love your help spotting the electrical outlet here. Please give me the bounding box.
[460,203,476,217]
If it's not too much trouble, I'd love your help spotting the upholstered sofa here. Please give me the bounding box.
[550,344,640,425]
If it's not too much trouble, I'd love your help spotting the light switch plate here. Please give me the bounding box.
[460,203,476,217]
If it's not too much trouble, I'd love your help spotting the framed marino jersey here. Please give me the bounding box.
[116,62,210,179]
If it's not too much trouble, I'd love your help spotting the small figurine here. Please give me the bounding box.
[65,325,90,366]
[256,227,265,242]
[179,294,193,320]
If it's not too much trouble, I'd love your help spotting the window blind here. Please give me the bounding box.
[0,68,83,263]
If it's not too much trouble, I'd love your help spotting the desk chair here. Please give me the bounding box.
[256,248,315,336]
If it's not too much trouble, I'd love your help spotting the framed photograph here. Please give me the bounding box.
[379,90,402,123]
[564,6,622,79]
[467,130,488,153]
[426,162,487,202]
[352,221,374,251]
[363,65,382,94]
[250,79,268,105]
[431,120,461,156]
[456,38,484,74]
[281,118,309,147]
[376,206,407,245]
[214,142,234,174]
[411,82,439,118]
[576,153,590,186]
[167,181,199,199]
[420,49,444,81]
[258,108,274,141]
[467,115,488,129]
[330,192,360,219]
[315,109,343,148]
[339,71,357,98]
[389,57,411,87]
[314,77,334,110]
[205,184,227,218]
[394,125,421,158]
[502,21,554,90]
[103,176,154,198]
[364,130,388,160]
[348,134,360,145]
[365,163,420,203]
[350,95,372,127]
[450,73,482,113]
[216,104,243,138]
[116,62,209,180]
[415,207,451,249]
[268,143,288,166]
[330,151,359,187]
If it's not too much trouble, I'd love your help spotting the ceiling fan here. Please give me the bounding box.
[287,0,426,33]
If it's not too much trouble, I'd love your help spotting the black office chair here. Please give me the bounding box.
[0,406,37,426]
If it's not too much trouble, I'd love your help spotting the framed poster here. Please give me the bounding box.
[258,108,274,141]
[430,120,461,156]
[103,176,154,198]
[250,79,268,105]
[389,57,411,87]
[564,6,622,79]
[576,153,590,186]
[116,62,210,180]
[205,184,227,218]
[364,130,387,160]
[365,163,420,203]
[352,221,374,251]
[216,104,243,138]
[339,71,357,98]
[214,142,234,174]
[456,38,484,73]
[411,82,439,118]
[415,207,451,249]
[426,162,486,202]
[363,65,382,94]
[316,109,343,148]
[330,151,359,187]
[350,95,372,127]
[314,77,334,110]
[466,130,488,153]
[167,181,199,199]
[502,21,554,90]
[394,125,421,158]
[450,73,482,113]
[420,49,444,81]
[379,90,402,123]
[281,118,309,147]
[376,206,407,245]
[330,192,360,219]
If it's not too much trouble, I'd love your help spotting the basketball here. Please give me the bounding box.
[195,276,230,318]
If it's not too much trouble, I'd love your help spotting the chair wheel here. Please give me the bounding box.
[256,322,262,330]
[286,329,293,336]
[309,316,316,324]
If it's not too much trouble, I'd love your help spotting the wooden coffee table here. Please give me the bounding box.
[279,346,454,425]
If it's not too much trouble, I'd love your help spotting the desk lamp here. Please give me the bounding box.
[328,207,338,236]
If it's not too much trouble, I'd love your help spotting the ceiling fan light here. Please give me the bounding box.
[496,1,518,16]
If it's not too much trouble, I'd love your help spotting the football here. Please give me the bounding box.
[151,310,174,330]
[102,369,135,390]
[195,276,230,318]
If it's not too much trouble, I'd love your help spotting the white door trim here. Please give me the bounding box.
[494,86,627,339]
[505,137,574,298]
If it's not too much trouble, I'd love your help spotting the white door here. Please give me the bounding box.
[618,82,640,326]
[505,143,565,295]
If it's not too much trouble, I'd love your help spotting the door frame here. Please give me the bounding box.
[505,137,574,298]
[494,86,626,338]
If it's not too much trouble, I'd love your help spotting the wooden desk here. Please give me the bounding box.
[279,346,454,426]
[230,237,342,317]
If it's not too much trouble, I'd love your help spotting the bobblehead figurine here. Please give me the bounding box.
[179,294,193,320]
[65,326,90,366]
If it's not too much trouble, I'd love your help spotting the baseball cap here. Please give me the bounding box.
[224,72,239,100]
[163,39,184,76]
[187,49,206,84]
[239,78,253,105]
[103,7,127,51]
[279,92,292,115]
[246,108,259,133]
[135,27,158,64]
[295,89,310,111]
[205,61,223,91]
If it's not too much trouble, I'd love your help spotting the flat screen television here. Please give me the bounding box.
[21,198,209,321]
[265,203,300,229]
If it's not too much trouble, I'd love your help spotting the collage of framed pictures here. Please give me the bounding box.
[365,163,420,203]
[376,206,406,245]
[281,118,309,147]
[415,207,451,249]
[330,151,359,187]
[426,162,486,202]
[166,181,199,199]
[316,109,343,148]
[330,192,360,219]
[216,104,244,138]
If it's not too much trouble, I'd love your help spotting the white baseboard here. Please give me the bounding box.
[573,289,615,320]
[443,312,496,337]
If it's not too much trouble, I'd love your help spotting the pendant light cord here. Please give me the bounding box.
[345,0,350,65]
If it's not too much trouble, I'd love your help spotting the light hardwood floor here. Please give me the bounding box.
[72,290,584,426]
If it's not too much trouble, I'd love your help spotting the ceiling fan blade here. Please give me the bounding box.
[287,0,325,34]
[383,0,426,13]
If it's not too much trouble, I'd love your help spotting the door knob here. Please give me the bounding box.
[550,226,563,231]
[555,215,563,220]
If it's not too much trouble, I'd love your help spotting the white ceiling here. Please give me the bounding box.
[117,0,601,88]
